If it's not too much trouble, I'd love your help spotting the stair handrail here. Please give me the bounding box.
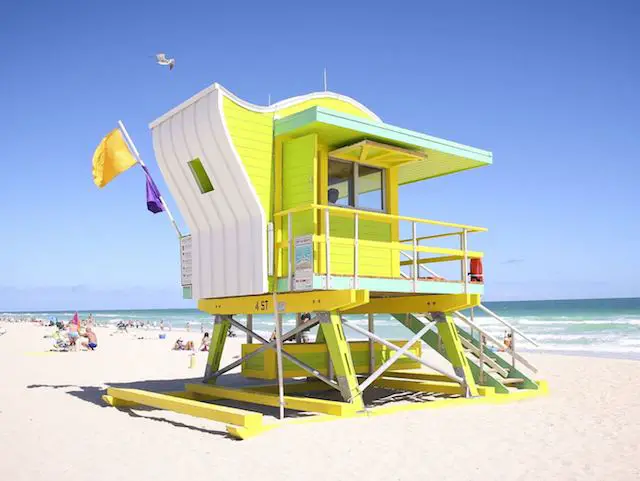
[453,311,538,373]
[475,304,538,347]
[400,251,441,278]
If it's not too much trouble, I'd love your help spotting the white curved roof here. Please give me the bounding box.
[150,83,381,129]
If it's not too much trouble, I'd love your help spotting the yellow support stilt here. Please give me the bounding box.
[434,312,479,396]
[204,315,231,380]
[318,311,364,410]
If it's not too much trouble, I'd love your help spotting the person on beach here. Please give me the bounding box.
[81,327,98,351]
[67,320,80,348]
[160,320,164,331]
[199,332,210,351]
[500,331,512,351]
[173,338,194,350]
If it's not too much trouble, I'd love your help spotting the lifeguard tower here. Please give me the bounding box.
[103,83,546,439]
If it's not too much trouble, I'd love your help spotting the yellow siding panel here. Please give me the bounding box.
[222,96,274,221]
[328,216,394,277]
[282,134,318,276]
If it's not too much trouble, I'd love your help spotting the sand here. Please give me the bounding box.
[1,322,639,481]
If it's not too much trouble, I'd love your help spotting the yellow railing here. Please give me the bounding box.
[274,204,487,233]
[273,204,486,292]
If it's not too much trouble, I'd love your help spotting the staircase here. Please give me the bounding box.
[451,307,539,393]
[399,255,540,394]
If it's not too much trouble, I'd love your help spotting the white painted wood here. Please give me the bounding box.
[150,86,266,298]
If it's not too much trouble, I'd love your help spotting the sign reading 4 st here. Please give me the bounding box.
[254,299,269,311]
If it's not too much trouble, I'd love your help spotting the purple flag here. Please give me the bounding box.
[141,165,164,214]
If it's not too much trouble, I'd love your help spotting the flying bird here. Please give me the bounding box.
[155,53,175,70]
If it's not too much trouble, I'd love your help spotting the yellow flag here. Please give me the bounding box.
[92,128,137,188]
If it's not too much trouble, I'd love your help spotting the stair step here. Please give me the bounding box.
[501,378,525,385]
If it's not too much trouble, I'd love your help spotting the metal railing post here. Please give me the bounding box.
[287,212,293,291]
[354,212,359,288]
[470,307,475,341]
[368,313,375,374]
[324,208,331,289]
[511,328,516,370]
[462,228,468,294]
[412,221,417,292]
[479,333,485,384]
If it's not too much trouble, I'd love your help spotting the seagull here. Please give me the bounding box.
[155,53,175,70]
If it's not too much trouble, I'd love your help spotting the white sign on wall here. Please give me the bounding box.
[180,235,192,287]
[294,235,314,291]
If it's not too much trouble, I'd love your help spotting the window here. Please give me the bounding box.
[328,159,354,207]
[327,158,384,211]
[357,164,384,212]
[188,158,214,194]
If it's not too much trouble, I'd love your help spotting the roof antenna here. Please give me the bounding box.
[268,93,271,106]
[323,67,328,91]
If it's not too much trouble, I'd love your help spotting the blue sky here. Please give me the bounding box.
[1,0,638,311]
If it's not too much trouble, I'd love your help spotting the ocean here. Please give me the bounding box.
[4,297,640,359]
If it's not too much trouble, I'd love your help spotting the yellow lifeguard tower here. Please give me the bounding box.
[104,83,545,439]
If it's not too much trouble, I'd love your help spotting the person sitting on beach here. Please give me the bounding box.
[199,332,210,351]
[500,331,512,351]
[81,327,98,351]
[173,338,195,351]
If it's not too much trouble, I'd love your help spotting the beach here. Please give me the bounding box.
[1,321,638,481]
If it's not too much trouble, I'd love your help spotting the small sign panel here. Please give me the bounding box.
[294,235,313,291]
[180,235,192,287]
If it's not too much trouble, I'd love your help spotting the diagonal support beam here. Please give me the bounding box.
[342,321,463,384]
[204,315,231,379]
[204,317,319,382]
[358,320,436,393]
[228,318,339,391]
[432,312,479,397]
[317,311,364,409]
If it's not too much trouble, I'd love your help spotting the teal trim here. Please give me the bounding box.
[274,107,493,164]
[276,276,484,296]
[182,286,192,299]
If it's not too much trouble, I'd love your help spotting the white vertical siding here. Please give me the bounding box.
[151,87,267,299]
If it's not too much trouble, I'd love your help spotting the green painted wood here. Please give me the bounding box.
[435,313,479,396]
[319,311,364,409]
[394,313,478,396]
[204,316,231,381]
[456,327,539,390]
[393,314,440,348]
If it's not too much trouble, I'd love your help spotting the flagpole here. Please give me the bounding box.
[117,120,183,239]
